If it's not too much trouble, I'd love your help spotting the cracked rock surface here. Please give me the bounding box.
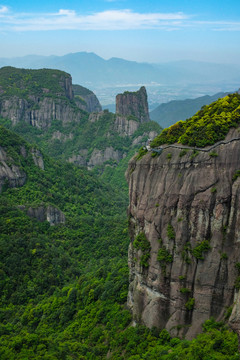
[126,128,240,339]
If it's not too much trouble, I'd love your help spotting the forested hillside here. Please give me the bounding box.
[0,67,239,359]
[151,93,240,148]
[150,92,228,128]
[0,67,160,175]
[0,117,239,359]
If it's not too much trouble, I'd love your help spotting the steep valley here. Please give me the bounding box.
[0,67,240,359]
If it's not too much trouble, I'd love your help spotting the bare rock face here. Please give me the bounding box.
[0,71,84,130]
[114,115,139,136]
[26,205,65,226]
[0,147,26,192]
[87,147,123,169]
[46,205,66,226]
[126,128,240,340]
[52,131,73,142]
[88,112,104,123]
[114,87,150,136]
[68,149,88,167]
[75,93,102,113]
[0,96,83,130]
[31,148,45,170]
[132,131,159,146]
[116,86,150,123]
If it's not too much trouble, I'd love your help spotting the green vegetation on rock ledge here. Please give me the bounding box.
[133,232,151,268]
[151,93,240,148]
[193,240,211,260]
[0,66,71,99]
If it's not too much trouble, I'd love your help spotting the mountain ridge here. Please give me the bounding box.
[0,52,239,89]
[150,91,230,128]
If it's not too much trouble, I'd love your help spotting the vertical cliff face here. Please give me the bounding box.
[0,147,26,191]
[116,86,150,122]
[115,86,150,136]
[126,128,240,339]
[0,67,83,129]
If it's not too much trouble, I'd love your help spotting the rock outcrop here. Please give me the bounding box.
[116,86,150,122]
[0,133,45,192]
[87,147,123,169]
[73,84,102,113]
[18,205,66,226]
[67,88,157,169]
[0,147,26,192]
[0,95,84,130]
[0,67,84,130]
[114,115,140,137]
[31,148,45,170]
[115,87,151,136]
[0,68,160,171]
[126,127,240,339]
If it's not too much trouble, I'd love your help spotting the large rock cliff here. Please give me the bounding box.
[116,86,150,122]
[115,87,150,136]
[0,68,160,171]
[0,67,85,129]
[126,127,240,339]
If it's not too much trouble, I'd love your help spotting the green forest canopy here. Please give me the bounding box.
[151,93,240,148]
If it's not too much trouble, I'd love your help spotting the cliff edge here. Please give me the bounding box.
[127,125,240,340]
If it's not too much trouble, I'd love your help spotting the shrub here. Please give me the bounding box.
[180,288,191,294]
[209,151,218,157]
[133,232,150,252]
[179,275,186,280]
[185,297,195,310]
[192,240,211,260]
[136,147,148,160]
[190,150,199,159]
[179,149,188,157]
[151,151,158,158]
[233,170,240,182]
[220,252,228,260]
[133,232,151,268]
[157,247,173,271]
[167,223,175,240]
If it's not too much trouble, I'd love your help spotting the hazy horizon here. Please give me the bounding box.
[0,51,240,67]
[1,1,240,65]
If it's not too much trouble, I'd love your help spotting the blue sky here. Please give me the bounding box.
[1,0,240,63]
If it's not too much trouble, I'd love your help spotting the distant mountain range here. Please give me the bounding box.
[0,52,239,90]
[150,92,230,128]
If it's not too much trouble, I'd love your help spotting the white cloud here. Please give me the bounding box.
[57,9,76,16]
[0,8,190,31]
[0,7,239,32]
[0,5,8,13]
[0,5,8,18]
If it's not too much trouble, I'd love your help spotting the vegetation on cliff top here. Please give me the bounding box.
[72,83,93,97]
[0,66,72,100]
[151,93,240,148]
[0,67,161,175]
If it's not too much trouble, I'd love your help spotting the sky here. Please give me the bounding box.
[0,0,240,64]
